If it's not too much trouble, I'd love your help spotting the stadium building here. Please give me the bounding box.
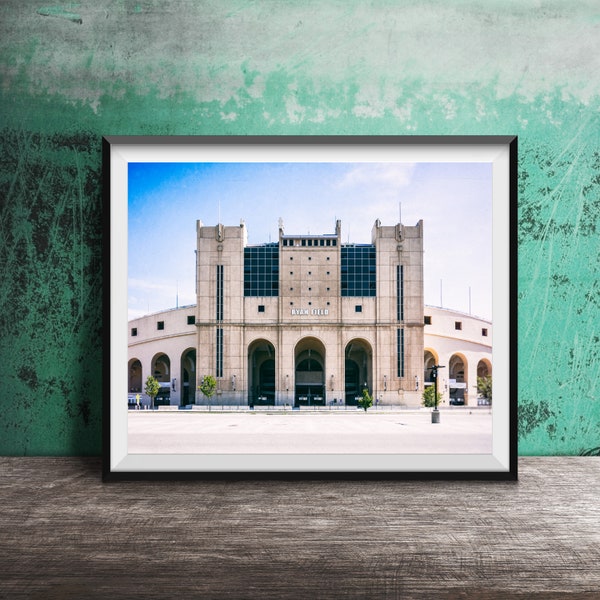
[127,218,492,408]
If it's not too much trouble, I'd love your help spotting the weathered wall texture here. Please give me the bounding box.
[1,1,599,455]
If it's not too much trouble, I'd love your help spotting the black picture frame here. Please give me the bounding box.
[102,135,517,481]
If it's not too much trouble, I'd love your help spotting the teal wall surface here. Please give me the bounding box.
[1,1,599,456]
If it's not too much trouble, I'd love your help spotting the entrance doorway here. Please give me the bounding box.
[248,339,276,405]
[344,339,372,405]
[128,359,142,393]
[295,337,326,407]
[151,353,171,406]
[181,348,196,406]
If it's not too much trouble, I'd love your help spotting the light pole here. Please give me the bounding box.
[429,364,445,424]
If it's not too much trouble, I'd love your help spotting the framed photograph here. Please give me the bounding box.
[103,135,517,480]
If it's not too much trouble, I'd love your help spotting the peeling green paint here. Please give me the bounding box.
[1,1,600,455]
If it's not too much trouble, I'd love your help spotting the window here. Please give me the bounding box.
[131,327,137,336]
[244,244,279,297]
[397,328,405,378]
[455,321,462,330]
[258,305,265,313]
[157,321,164,330]
[355,305,362,313]
[187,315,195,325]
[341,245,376,297]
[397,265,404,321]
[424,316,432,325]
[482,328,488,337]
[216,328,223,378]
[216,265,224,321]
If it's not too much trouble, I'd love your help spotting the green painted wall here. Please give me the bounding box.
[1,1,599,455]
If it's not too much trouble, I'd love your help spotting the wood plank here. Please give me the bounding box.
[1,457,600,598]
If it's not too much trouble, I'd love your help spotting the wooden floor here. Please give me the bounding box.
[1,458,600,599]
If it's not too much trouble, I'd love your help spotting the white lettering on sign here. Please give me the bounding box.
[291,308,329,316]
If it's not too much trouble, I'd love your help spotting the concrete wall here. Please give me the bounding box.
[1,2,599,454]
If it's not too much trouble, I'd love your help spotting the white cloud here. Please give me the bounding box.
[128,278,195,320]
[128,278,175,294]
[337,163,416,189]
[129,161,492,321]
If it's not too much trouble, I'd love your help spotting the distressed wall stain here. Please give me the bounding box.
[0,129,102,454]
[1,0,599,455]
[37,6,83,24]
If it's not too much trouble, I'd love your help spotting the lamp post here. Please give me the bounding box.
[429,364,445,424]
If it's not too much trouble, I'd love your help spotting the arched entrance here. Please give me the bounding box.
[128,358,142,393]
[449,353,468,405]
[181,348,196,406]
[344,339,372,405]
[151,352,171,406]
[295,337,326,407]
[423,350,439,387]
[248,339,276,405]
[477,359,492,379]
[477,358,492,405]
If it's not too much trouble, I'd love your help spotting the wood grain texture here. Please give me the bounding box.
[1,458,599,599]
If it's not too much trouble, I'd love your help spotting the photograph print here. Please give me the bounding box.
[104,136,516,478]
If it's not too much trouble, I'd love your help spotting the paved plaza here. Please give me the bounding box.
[128,408,493,455]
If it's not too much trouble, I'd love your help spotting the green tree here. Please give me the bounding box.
[144,375,160,410]
[477,375,492,404]
[422,384,442,408]
[198,375,217,406]
[357,388,373,412]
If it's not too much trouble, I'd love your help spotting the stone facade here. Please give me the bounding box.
[129,221,424,406]
[127,218,492,409]
[194,218,424,407]
[423,306,493,407]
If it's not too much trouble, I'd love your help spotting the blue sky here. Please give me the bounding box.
[128,161,492,320]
